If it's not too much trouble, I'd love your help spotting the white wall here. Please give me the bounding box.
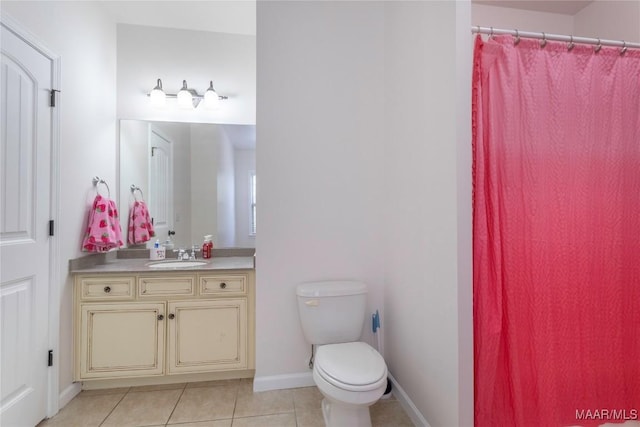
[215,127,236,247]
[256,0,386,380]
[117,23,256,125]
[574,0,640,42]
[1,0,117,399]
[471,3,574,34]
[472,0,640,42]
[234,149,256,248]
[383,2,472,425]
[190,124,237,248]
[190,124,219,247]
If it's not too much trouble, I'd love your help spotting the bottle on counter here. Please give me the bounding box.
[150,240,166,260]
[162,237,174,250]
[202,235,213,259]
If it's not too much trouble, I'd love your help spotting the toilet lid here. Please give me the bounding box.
[315,342,387,389]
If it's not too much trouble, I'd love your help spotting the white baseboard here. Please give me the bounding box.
[253,370,430,427]
[58,383,81,410]
[388,373,431,427]
[253,372,315,392]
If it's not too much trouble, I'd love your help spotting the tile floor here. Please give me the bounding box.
[38,379,414,427]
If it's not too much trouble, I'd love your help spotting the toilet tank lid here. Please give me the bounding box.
[296,281,367,297]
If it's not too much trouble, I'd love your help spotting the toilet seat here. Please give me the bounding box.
[315,342,387,392]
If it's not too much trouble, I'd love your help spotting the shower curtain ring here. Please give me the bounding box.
[594,39,602,53]
[620,41,627,55]
[567,35,575,51]
[514,29,520,46]
[540,33,547,48]
[490,27,494,38]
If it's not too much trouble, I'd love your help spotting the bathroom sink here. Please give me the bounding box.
[147,260,207,269]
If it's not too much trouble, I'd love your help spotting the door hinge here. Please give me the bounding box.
[48,350,53,367]
[49,220,55,236]
[151,147,157,157]
[50,89,60,107]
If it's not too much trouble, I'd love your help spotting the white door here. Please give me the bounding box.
[148,127,173,246]
[0,22,53,427]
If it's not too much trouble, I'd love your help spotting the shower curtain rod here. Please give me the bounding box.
[472,26,640,50]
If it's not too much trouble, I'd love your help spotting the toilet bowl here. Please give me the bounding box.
[296,281,389,427]
[313,342,387,427]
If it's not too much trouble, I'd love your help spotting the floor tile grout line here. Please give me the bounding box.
[164,382,188,426]
[97,388,130,427]
[230,379,241,424]
[293,390,299,427]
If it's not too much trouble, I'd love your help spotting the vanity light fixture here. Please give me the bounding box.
[147,78,228,109]
[203,81,221,109]
[177,80,193,109]
[149,79,166,107]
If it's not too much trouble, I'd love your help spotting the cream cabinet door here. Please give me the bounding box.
[167,299,247,374]
[79,303,165,379]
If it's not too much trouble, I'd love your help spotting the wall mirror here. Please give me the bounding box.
[118,120,256,249]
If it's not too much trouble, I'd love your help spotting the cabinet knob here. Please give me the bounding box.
[220,282,227,289]
[104,286,111,293]
[157,314,164,321]
[168,313,175,320]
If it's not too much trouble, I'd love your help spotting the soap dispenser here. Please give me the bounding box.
[202,235,213,259]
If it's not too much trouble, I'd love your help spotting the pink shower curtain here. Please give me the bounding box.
[473,35,640,427]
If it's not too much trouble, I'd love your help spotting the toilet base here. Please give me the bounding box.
[321,397,372,427]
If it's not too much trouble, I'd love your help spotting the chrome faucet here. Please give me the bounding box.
[173,247,200,261]
[173,248,188,260]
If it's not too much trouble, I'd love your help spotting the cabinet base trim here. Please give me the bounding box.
[81,369,255,390]
[253,372,314,392]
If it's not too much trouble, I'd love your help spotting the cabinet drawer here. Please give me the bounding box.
[80,277,135,300]
[200,275,247,296]
[138,276,196,297]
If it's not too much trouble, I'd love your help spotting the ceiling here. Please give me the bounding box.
[472,0,593,15]
[102,1,594,34]
[100,1,256,35]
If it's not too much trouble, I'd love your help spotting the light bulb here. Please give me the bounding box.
[149,79,166,107]
[202,81,220,109]
[177,80,193,109]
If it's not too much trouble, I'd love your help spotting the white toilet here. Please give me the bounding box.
[296,281,388,427]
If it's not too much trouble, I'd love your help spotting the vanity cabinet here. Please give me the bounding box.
[79,302,165,379]
[74,271,254,383]
[167,299,247,374]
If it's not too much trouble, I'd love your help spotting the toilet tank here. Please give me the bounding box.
[296,281,367,345]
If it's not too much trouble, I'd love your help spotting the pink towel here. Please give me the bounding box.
[127,200,155,245]
[82,195,124,252]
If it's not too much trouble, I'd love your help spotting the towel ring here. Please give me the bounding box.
[92,176,111,198]
[130,185,145,201]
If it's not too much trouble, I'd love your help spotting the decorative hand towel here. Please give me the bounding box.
[82,194,124,252]
[127,200,155,245]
